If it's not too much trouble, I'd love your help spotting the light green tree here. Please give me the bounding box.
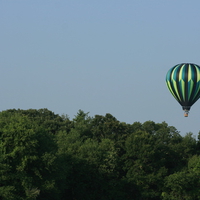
[0,111,57,200]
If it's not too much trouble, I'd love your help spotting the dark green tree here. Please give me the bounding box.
[124,130,168,199]
[162,155,200,200]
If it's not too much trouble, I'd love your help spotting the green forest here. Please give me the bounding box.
[0,108,200,200]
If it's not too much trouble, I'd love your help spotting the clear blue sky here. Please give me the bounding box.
[1,1,200,136]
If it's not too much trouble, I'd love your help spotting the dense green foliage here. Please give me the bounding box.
[0,108,200,200]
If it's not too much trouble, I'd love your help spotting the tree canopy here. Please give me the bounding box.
[0,108,199,200]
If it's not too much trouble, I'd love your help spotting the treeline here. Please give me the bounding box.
[0,108,200,200]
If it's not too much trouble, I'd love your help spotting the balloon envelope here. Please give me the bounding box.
[166,63,200,116]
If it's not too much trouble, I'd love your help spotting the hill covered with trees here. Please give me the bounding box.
[0,108,200,200]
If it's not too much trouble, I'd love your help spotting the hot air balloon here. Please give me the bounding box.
[166,63,200,117]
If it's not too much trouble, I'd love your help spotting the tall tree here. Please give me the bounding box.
[0,111,57,200]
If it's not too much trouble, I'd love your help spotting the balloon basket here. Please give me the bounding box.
[184,110,189,117]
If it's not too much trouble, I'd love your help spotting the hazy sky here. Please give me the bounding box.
[1,1,200,136]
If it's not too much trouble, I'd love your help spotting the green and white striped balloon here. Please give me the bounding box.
[166,63,200,116]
